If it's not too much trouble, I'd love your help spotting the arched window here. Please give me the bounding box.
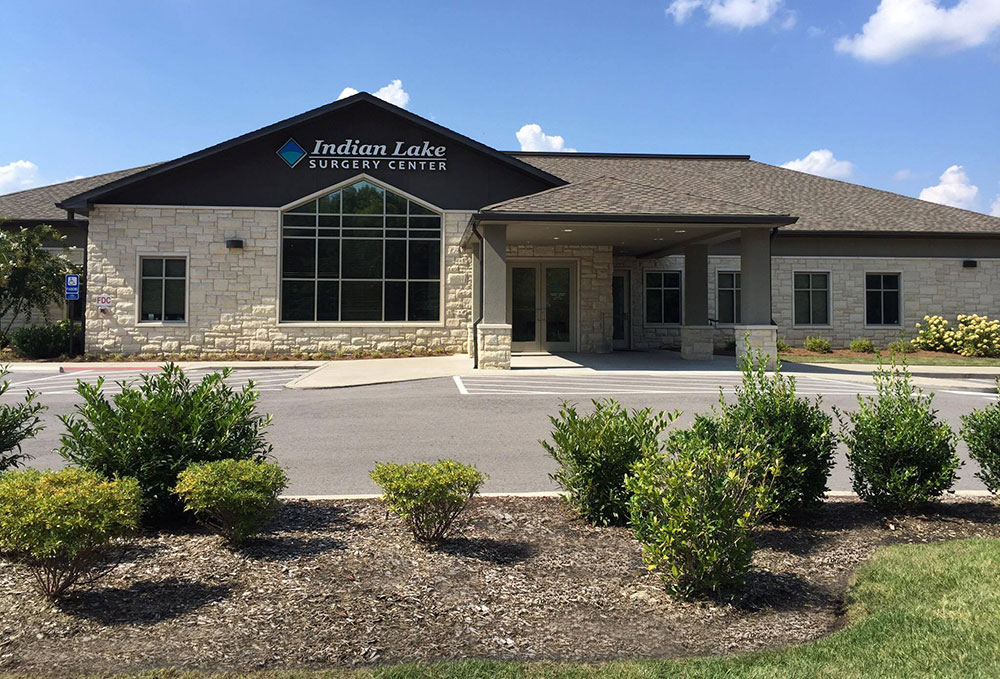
[280,179,441,322]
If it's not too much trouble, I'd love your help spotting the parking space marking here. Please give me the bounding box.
[454,373,880,396]
[1,368,311,396]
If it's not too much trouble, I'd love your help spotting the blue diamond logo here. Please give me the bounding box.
[277,138,306,168]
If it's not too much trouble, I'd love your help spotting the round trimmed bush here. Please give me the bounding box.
[174,459,288,545]
[961,387,1000,494]
[804,336,832,353]
[370,459,486,543]
[0,468,142,598]
[850,338,876,354]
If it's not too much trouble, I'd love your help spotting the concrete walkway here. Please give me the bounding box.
[287,354,475,389]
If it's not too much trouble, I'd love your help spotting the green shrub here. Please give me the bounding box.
[0,468,142,598]
[888,339,915,355]
[850,338,876,354]
[626,426,780,598]
[960,384,1000,494]
[57,363,273,525]
[0,368,45,472]
[370,459,486,543]
[837,363,960,512]
[10,320,82,359]
[693,352,836,518]
[776,337,791,353]
[803,336,832,353]
[174,459,288,545]
[541,399,677,526]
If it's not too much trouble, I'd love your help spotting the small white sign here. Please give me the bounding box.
[95,294,114,308]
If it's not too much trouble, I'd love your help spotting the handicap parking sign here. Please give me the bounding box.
[65,274,80,301]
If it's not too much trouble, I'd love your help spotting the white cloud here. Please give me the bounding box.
[836,0,1000,62]
[0,160,40,195]
[893,168,914,181]
[666,0,783,30]
[990,195,1000,217]
[515,124,577,153]
[919,165,979,209]
[807,26,824,38]
[335,79,410,108]
[780,149,855,180]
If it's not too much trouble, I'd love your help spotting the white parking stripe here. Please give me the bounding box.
[0,368,308,396]
[455,373,878,396]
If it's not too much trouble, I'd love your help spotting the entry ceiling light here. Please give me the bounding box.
[675,229,686,234]
[563,228,573,232]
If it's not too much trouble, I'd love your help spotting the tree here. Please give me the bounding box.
[0,223,76,343]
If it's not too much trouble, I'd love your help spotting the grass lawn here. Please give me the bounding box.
[31,537,1000,679]
[781,352,1000,367]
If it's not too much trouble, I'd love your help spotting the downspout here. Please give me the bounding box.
[769,227,779,326]
[470,216,484,369]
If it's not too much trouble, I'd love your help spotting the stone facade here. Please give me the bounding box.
[507,244,614,353]
[84,205,474,355]
[615,253,1000,351]
[680,325,714,361]
[476,323,512,369]
[735,325,778,368]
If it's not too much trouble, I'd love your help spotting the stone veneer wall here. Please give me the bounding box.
[507,244,614,353]
[84,205,474,355]
[615,253,1000,350]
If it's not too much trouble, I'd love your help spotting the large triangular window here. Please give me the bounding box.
[280,179,441,323]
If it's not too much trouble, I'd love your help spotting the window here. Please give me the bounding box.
[717,271,741,324]
[645,271,681,324]
[280,179,441,322]
[793,272,830,325]
[139,257,186,322]
[866,273,901,326]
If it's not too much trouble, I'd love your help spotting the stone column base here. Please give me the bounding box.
[476,323,512,370]
[467,326,476,358]
[680,325,715,361]
[734,325,778,369]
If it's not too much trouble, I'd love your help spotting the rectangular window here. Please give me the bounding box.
[139,257,186,323]
[645,271,681,324]
[866,273,901,326]
[717,271,741,324]
[793,272,830,326]
[280,179,442,323]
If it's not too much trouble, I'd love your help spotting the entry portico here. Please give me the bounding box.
[466,176,795,369]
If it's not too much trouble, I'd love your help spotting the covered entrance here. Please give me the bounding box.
[507,260,577,352]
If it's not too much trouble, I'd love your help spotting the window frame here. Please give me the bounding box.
[643,269,683,326]
[864,271,903,328]
[275,174,447,327]
[716,270,742,325]
[791,270,832,328]
[136,252,189,326]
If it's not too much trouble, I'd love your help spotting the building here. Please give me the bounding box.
[2,92,999,369]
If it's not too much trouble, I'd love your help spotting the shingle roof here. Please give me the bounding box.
[0,165,159,222]
[481,174,786,218]
[510,153,1000,234]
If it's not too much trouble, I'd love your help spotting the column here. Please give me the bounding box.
[681,244,714,361]
[476,223,511,369]
[736,228,777,367]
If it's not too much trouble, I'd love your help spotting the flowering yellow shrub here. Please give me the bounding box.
[913,314,1000,358]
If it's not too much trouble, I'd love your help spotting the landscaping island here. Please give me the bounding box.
[1,496,999,676]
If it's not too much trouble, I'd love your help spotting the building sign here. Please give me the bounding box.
[64,274,80,301]
[277,137,448,172]
[95,293,113,308]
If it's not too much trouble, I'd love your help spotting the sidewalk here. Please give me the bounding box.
[287,354,475,389]
[0,359,322,373]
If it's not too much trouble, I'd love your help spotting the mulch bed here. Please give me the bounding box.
[2,496,999,674]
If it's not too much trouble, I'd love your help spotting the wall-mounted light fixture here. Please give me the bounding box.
[225,239,244,250]
[963,260,978,268]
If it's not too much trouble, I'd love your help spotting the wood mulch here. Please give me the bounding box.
[1,496,998,675]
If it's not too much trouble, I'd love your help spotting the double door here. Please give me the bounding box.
[507,261,576,352]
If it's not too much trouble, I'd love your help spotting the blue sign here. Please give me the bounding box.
[65,274,80,301]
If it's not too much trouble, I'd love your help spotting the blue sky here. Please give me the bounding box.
[2,0,999,215]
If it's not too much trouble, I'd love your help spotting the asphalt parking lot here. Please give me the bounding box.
[9,366,997,495]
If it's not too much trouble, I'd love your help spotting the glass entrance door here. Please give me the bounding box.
[612,270,631,350]
[508,262,575,352]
